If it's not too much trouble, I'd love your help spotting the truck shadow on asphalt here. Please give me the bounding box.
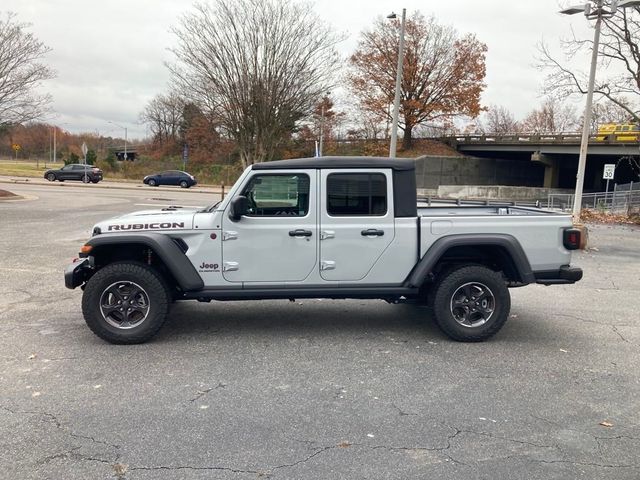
[151,300,549,345]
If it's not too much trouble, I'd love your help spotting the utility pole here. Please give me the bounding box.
[388,8,406,158]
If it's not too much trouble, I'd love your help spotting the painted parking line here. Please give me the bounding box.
[133,203,206,208]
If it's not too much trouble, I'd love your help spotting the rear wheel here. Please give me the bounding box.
[46,173,56,182]
[81,262,170,344]
[82,175,91,183]
[431,265,510,342]
[179,180,189,188]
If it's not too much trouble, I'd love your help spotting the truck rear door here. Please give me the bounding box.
[319,169,395,281]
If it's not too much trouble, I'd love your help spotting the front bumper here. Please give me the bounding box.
[534,266,583,285]
[64,258,93,289]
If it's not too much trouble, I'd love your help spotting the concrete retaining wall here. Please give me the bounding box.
[414,155,545,190]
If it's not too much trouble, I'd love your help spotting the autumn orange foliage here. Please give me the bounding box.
[350,13,487,149]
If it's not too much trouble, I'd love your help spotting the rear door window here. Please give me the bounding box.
[326,173,387,216]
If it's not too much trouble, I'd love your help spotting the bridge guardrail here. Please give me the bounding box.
[445,133,640,145]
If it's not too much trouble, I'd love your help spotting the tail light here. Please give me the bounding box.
[563,226,588,250]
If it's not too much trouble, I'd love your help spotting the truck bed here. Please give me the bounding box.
[417,203,574,272]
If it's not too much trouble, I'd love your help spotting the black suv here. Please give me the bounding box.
[44,164,103,183]
[143,170,197,188]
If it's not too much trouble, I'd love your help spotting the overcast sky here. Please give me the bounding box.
[4,0,593,139]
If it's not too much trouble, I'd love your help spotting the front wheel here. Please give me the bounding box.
[432,266,511,342]
[81,262,170,344]
[148,178,157,187]
[46,173,56,182]
[82,175,91,183]
[179,180,189,188]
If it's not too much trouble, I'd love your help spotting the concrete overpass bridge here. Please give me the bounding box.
[442,133,640,189]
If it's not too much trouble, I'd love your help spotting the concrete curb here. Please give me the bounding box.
[0,176,225,195]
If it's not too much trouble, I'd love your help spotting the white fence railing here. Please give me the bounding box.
[547,190,640,214]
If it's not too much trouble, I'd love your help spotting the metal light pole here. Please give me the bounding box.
[108,121,128,160]
[319,103,325,158]
[318,91,331,157]
[388,8,406,158]
[560,0,640,221]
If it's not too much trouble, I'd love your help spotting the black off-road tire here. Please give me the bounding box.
[432,265,511,342]
[81,262,171,344]
[46,173,56,181]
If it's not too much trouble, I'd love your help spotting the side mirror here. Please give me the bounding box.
[228,195,249,221]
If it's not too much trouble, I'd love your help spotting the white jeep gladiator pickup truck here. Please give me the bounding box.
[65,157,585,344]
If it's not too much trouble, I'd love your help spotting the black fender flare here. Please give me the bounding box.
[405,234,535,287]
[85,233,204,292]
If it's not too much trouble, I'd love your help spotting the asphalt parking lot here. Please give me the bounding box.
[1,181,639,479]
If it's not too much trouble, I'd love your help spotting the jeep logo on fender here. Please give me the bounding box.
[199,261,220,273]
[107,222,185,231]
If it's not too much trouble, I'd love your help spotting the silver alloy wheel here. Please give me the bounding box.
[450,282,495,328]
[46,173,55,181]
[99,281,150,329]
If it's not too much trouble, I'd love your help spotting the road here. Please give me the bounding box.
[1,182,639,479]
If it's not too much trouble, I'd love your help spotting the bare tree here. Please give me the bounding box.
[139,92,184,147]
[169,0,343,166]
[0,12,55,127]
[584,99,634,131]
[521,98,579,134]
[479,105,520,134]
[539,4,640,122]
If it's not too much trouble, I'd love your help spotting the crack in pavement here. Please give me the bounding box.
[555,313,631,328]
[189,382,226,403]
[130,465,263,475]
[531,458,640,469]
[611,325,638,347]
[1,405,121,468]
[455,429,555,449]
[6,406,637,476]
[391,402,417,416]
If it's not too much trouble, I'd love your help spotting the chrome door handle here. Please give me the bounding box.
[223,262,239,272]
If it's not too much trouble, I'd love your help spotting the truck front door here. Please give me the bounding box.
[319,169,395,281]
[221,170,317,283]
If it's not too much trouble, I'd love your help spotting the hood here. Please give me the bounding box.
[94,207,198,234]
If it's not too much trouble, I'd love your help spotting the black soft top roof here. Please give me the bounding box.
[251,156,415,171]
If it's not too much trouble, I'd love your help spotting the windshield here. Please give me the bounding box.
[202,199,222,213]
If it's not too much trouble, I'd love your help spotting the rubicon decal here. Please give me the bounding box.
[107,222,185,231]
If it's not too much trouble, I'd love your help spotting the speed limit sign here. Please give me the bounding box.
[603,164,615,180]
